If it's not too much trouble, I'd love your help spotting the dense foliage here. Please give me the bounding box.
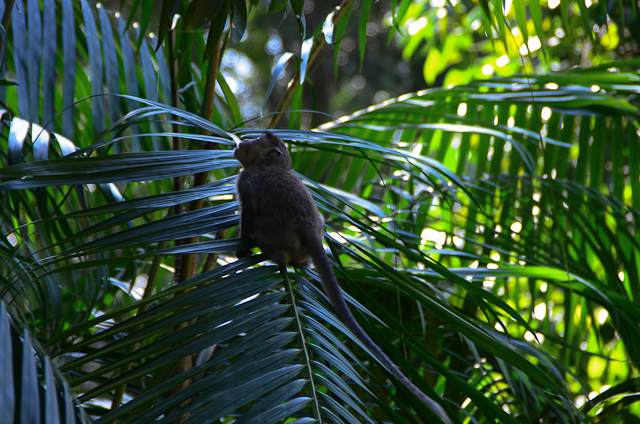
[0,0,639,423]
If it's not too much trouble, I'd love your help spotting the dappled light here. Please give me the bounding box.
[0,0,638,422]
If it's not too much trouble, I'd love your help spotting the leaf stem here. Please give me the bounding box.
[110,242,166,415]
[281,266,323,424]
[267,0,355,129]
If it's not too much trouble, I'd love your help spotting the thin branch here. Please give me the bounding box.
[110,242,166,415]
[178,35,224,283]
[281,267,323,424]
[267,0,355,129]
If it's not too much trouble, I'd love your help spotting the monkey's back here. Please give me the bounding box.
[237,165,324,264]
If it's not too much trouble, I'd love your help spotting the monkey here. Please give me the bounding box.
[234,132,451,424]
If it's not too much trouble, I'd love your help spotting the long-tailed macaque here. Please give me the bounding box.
[234,132,451,423]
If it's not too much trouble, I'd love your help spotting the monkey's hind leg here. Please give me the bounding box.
[253,216,307,266]
[253,231,292,267]
[254,238,290,266]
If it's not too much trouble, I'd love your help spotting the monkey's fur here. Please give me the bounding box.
[235,132,451,423]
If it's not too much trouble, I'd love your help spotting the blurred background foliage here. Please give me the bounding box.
[0,0,639,422]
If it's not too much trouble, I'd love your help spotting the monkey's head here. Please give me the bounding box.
[234,131,292,170]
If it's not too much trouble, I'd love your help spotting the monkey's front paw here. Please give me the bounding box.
[236,249,253,259]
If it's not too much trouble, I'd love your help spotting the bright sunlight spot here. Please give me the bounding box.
[134,274,148,287]
[540,282,548,292]
[548,0,560,9]
[131,274,148,301]
[329,232,348,244]
[236,293,260,306]
[495,322,505,332]
[545,83,559,90]
[590,85,601,92]
[8,233,18,247]
[436,8,448,19]
[534,303,547,320]
[171,14,181,30]
[457,102,467,116]
[541,107,552,121]
[496,55,510,67]
[524,331,535,342]
[421,228,447,247]
[481,64,494,76]
[510,221,522,233]
[507,116,515,127]
[598,308,609,325]
[575,395,586,408]
[503,0,513,14]
[511,27,520,36]
[491,253,500,261]
[585,0,593,7]
[519,44,529,56]
[209,194,234,201]
[461,398,472,408]
[408,17,428,35]
[532,205,540,216]
[528,36,542,52]
[618,271,625,281]
[533,192,541,202]
[487,263,499,269]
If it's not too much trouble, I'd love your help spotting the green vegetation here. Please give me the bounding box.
[0,0,638,422]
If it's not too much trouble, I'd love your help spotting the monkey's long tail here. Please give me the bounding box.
[303,232,452,424]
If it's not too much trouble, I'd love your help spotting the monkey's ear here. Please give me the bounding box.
[262,147,282,163]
